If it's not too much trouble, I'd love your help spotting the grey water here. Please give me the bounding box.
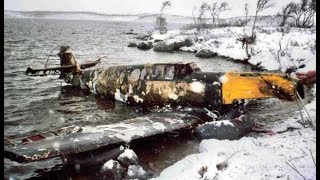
[4,18,252,139]
[5,17,308,179]
[4,17,252,179]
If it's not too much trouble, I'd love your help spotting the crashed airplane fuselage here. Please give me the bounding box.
[11,47,304,164]
[65,62,304,112]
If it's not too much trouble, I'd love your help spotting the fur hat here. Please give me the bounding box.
[57,46,71,57]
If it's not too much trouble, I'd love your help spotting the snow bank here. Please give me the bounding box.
[152,152,219,180]
[151,30,182,42]
[151,27,316,72]
[198,127,316,180]
[249,28,316,72]
[156,86,316,180]
[146,26,316,179]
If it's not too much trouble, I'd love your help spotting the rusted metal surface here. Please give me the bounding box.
[65,62,303,110]
[66,63,224,111]
[4,113,203,163]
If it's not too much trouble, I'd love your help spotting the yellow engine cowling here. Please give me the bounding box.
[221,72,303,105]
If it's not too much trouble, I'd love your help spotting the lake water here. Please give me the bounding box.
[5,17,307,179]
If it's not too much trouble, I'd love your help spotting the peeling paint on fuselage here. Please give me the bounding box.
[64,63,302,111]
[65,63,223,111]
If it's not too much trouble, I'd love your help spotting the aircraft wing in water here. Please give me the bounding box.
[4,112,208,163]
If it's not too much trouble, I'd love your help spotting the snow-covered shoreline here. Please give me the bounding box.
[147,26,316,73]
[153,85,316,180]
[148,26,316,180]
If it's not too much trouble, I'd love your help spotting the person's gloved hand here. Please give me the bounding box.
[296,71,316,85]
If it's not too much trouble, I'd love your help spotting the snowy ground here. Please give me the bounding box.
[150,26,316,73]
[154,86,316,180]
[150,26,316,180]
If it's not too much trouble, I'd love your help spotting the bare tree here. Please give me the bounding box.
[198,2,211,27]
[277,2,296,26]
[291,0,316,28]
[245,2,249,26]
[192,6,197,25]
[159,1,171,19]
[155,0,171,34]
[192,2,211,30]
[251,0,274,39]
[209,2,230,25]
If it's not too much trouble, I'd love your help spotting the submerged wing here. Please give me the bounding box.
[4,112,203,163]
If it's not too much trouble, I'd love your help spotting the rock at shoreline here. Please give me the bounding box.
[194,115,254,140]
[125,165,148,180]
[173,37,193,50]
[154,39,163,43]
[128,42,137,47]
[153,37,193,52]
[99,160,125,180]
[153,41,175,52]
[117,149,139,167]
[137,41,153,50]
[195,49,217,58]
[125,32,138,35]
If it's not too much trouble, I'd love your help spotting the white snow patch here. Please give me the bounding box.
[212,81,220,85]
[180,46,197,52]
[151,30,181,41]
[129,84,133,95]
[118,149,138,162]
[168,93,179,100]
[204,120,235,127]
[190,81,205,94]
[153,122,166,131]
[101,160,117,171]
[52,142,60,149]
[110,129,146,143]
[81,122,146,143]
[152,152,218,180]
[114,89,127,103]
[133,95,143,103]
[163,118,179,124]
[127,165,146,176]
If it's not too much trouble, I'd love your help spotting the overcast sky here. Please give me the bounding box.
[4,0,298,18]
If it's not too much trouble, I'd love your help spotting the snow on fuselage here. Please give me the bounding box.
[64,63,303,111]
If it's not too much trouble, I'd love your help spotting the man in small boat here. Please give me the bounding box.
[58,45,82,79]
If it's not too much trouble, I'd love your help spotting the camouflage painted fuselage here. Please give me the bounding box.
[65,63,223,110]
[64,63,303,111]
